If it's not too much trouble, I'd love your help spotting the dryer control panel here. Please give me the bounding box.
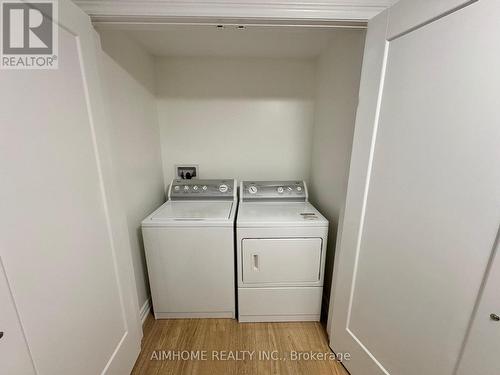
[241,181,307,202]
[169,179,236,200]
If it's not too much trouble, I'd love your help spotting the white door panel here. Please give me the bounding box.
[330,0,500,374]
[456,227,500,375]
[0,258,36,375]
[0,0,141,373]
[242,238,322,284]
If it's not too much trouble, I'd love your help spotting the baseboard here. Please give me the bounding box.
[139,298,151,325]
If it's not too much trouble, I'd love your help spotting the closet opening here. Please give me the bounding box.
[95,22,366,328]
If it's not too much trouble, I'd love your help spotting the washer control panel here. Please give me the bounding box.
[241,181,307,201]
[169,179,235,200]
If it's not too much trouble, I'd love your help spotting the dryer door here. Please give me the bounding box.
[242,238,322,285]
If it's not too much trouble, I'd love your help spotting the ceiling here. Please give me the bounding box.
[96,24,362,59]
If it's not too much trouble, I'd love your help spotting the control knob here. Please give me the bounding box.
[277,187,284,194]
[219,184,228,193]
[248,186,258,194]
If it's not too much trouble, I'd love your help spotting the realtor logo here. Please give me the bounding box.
[1,0,58,69]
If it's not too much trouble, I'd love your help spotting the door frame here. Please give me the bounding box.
[71,0,392,26]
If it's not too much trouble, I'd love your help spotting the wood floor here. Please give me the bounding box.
[131,314,349,375]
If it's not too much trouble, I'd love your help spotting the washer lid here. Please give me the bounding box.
[237,202,328,227]
[142,201,235,227]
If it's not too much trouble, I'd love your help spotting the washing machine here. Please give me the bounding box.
[236,180,328,322]
[142,179,237,319]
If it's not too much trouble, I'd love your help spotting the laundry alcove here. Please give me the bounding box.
[95,23,366,324]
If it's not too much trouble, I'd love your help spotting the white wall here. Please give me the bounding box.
[155,57,316,184]
[308,29,366,314]
[97,29,156,94]
[99,51,164,312]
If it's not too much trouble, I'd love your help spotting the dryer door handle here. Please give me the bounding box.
[253,254,259,271]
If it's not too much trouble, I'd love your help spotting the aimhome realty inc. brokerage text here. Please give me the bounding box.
[150,350,352,362]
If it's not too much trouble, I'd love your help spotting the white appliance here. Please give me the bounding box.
[142,179,237,319]
[236,180,328,322]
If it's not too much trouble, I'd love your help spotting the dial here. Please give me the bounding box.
[296,186,302,191]
[219,184,228,193]
[287,186,293,192]
[277,186,284,194]
[248,186,258,194]
[202,185,208,191]
[193,185,199,191]
[174,185,180,191]
[184,185,189,191]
